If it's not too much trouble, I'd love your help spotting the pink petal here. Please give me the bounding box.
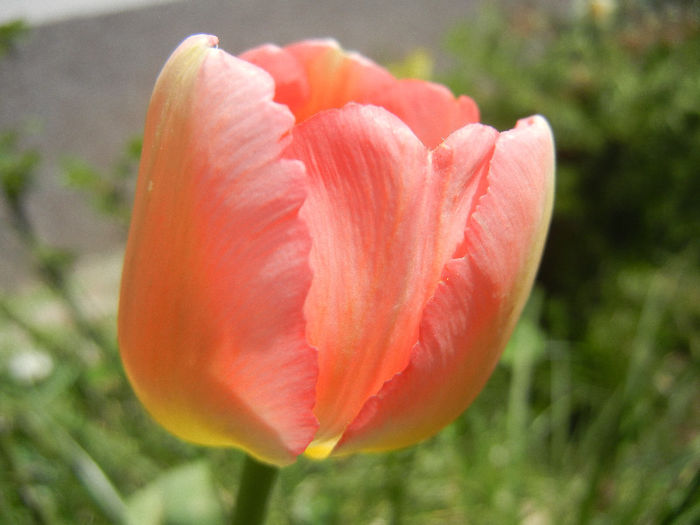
[335,116,555,455]
[239,44,310,117]
[284,104,498,453]
[118,35,318,466]
[243,40,395,123]
[372,79,480,149]
[242,41,479,150]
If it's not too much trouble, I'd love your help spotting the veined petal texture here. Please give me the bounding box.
[118,35,318,466]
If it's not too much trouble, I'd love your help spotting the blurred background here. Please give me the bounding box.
[1,0,698,524]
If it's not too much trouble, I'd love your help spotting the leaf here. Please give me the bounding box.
[125,461,224,525]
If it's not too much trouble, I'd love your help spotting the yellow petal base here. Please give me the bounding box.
[304,435,342,460]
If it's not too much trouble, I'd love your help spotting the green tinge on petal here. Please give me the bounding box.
[119,35,318,466]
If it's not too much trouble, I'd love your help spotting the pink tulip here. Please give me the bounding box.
[118,34,555,466]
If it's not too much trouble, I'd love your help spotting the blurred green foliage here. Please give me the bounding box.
[440,1,700,522]
[0,19,28,57]
[443,0,700,342]
[62,136,141,227]
[0,131,39,208]
[1,3,699,524]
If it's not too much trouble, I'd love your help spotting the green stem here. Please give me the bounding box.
[231,455,279,525]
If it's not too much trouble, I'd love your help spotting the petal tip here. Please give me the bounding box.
[183,33,219,49]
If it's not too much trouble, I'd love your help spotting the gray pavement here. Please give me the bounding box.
[0,0,479,289]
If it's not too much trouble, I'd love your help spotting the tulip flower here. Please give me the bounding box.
[118,34,555,468]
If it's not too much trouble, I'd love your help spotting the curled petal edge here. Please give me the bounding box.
[118,34,319,466]
[334,115,555,455]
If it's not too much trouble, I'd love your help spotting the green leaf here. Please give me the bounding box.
[125,461,224,525]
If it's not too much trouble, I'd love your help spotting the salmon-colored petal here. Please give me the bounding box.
[284,105,499,455]
[241,40,481,150]
[118,35,318,466]
[373,79,480,149]
[335,116,555,455]
[273,40,395,122]
[239,44,310,117]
